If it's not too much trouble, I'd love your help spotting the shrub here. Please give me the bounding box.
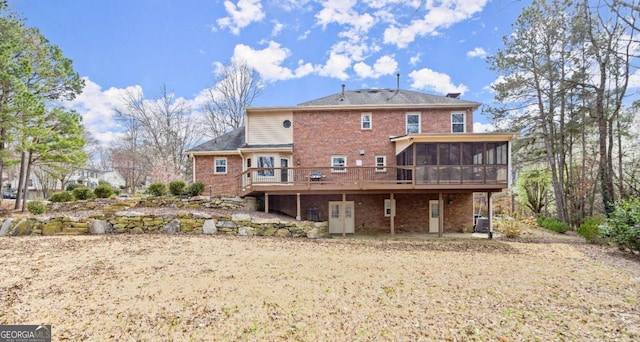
[93,184,114,198]
[578,216,605,243]
[499,219,521,238]
[536,216,569,234]
[48,191,74,202]
[65,183,79,191]
[169,180,186,196]
[98,180,112,187]
[148,182,167,196]
[602,197,640,251]
[73,186,95,200]
[185,182,205,197]
[27,200,46,215]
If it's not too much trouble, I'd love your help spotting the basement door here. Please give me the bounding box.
[429,200,439,233]
[328,201,355,234]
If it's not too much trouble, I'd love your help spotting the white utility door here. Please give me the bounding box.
[328,201,355,234]
[429,200,439,233]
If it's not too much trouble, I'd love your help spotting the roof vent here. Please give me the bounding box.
[446,92,461,99]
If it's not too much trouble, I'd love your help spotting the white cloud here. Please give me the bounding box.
[231,41,295,81]
[628,69,640,88]
[409,53,422,66]
[271,20,284,36]
[383,0,489,48]
[64,78,136,145]
[408,68,468,94]
[467,47,487,58]
[354,55,397,79]
[473,122,494,133]
[317,52,351,80]
[316,0,375,33]
[217,0,265,35]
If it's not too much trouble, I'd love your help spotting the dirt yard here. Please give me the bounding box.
[1,227,639,341]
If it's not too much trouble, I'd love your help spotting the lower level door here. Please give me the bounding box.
[429,200,439,233]
[328,201,355,234]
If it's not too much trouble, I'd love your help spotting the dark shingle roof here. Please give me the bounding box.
[298,88,479,107]
[186,127,245,153]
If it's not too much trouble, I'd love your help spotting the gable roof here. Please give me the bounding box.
[186,127,245,154]
[298,88,480,108]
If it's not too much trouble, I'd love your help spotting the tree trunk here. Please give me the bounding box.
[14,152,26,210]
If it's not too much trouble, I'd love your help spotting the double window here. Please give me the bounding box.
[214,158,227,174]
[406,113,420,134]
[331,156,346,172]
[257,156,275,176]
[451,113,465,133]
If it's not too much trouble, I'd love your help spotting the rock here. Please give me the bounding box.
[192,212,212,219]
[0,218,14,237]
[232,213,251,222]
[130,227,144,234]
[307,227,324,239]
[238,226,254,236]
[275,228,291,237]
[90,220,111,234]
[115,211,145,217]
[42,222,62,235]
[202,219,217,234]
[216,220,236,229]
[252,218,281,225]
[163,219,181,234]
[10,219,32,236]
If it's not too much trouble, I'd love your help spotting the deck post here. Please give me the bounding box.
[438,192,443,237]
[342,193,346,237]
[296,193,301,220]
[488,191,493,239]
[390,193,395,236]
[264,193,269,214]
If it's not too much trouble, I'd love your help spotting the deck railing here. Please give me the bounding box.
[237,165,508,194]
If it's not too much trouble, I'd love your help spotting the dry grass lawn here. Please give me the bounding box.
[1,225,639,341]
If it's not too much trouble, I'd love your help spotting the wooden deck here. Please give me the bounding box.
[237,166,508,196]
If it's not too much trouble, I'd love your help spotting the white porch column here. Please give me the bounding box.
[341,193,346,237]
[488,191,493,239]
[438,192,443,237]
[296,193,301,220]
[390,193,395,236]
[264,193,269,214]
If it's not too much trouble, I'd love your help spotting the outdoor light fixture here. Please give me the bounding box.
[448,199,453,205]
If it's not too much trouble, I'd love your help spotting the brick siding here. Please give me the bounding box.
[193,155,242,196]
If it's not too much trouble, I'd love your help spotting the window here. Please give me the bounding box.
[375,155,386,172]
[283,120,291,128]
[331,156,346,172]
[214,158,227,174]
[451,113,465,133]
[384,199,392,217]
[257,156,275,176]
[406,113,420,134]
[361,113,372,130]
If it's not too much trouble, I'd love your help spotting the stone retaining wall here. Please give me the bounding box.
[0,211,328,239]
[45,195,253,213]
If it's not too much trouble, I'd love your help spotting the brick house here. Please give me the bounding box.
[186,87,516,235]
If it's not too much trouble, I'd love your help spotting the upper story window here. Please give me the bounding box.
[331,156,346,172]
[375,155,386,172]
[361,113,372,130]
[214,158,227,174]
[406,113,421,134]
[451,113,465,133]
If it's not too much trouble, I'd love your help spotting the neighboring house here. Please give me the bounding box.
[100,170,126,190]
[66,167,101,190]
[186,86,516,235]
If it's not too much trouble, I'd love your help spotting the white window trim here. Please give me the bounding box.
[361,113,372,130]
[406,113,421,134]
[375,155,386,172]
[451,112,465,133]
[331,155,347,173]
[384,199,392,217]
[214,157,227,174]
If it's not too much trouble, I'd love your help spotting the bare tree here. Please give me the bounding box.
[202,60,263,138]
[116,85,201,183]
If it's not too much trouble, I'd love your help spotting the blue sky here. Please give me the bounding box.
[9,0,530,145]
